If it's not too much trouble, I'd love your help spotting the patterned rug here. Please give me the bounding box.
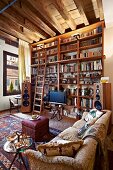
[0,115,61,170]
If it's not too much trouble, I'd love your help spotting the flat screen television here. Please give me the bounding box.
[49,91,66,104]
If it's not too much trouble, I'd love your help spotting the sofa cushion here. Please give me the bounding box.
[37,139,83,157]
[58,127,80,141]
[77,118,97,137]
[72,119,86,129]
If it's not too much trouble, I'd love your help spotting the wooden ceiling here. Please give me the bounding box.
[0,0,104,43]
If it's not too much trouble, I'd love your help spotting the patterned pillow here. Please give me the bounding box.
[78,117,97,137]
[37,139,83,157]
[84,109,103,122]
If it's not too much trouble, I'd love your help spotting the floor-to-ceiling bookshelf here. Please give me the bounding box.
[30,21,111,115]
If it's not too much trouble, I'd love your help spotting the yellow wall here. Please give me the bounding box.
[104,26,113,122]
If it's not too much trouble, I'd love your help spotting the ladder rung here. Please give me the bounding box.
[34,104,41,107]
[37,74,44,77]
[35,98,41,101]
[33,110,40,113]
[36,92,42,94]
[36,86,43,88]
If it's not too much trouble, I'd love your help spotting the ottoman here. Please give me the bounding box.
[22,116,49,142]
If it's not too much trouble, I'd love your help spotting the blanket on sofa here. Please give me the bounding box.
[82,123,108,170]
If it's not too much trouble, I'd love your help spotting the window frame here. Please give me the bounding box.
[3,51,20,96]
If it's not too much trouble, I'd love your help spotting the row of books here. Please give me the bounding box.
[80,60,102,71]
[61,43,77,51]
[79,71,102,78]
[80,50,102,58]
[45,41,58,48]
[60,79,77,84]
[31,68,37,75]
[79,78,100,85]
[32,58,45,65]
[47,56,57,63]
[80,37,102,47]
[60,73,77,78]
[79,87,94,96]
[60,64,77,73]
[67,97,76,106]
[46,66,57,74]
[32,52,45,58]
[81,98,93,108]
[60,54,77,60]
[46,48,57,55]
[80,26,102,38]
[61,36,77,44]
[46,78,58,84]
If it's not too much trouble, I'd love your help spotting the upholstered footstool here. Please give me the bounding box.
[22,116,49,142]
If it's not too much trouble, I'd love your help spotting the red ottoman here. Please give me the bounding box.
[22,116,49,142]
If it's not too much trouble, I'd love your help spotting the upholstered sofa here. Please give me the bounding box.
[25,110,111,170]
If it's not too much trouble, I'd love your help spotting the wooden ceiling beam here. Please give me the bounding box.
[96,0,104,20]
[50,0,77,30]
[0,1,48,39]
[0,29,17,42]
[73,0,89,25]
[0,14,40,42]
[11,0,56,37]
[26,0,64,34]
[78,0,97,24]
[0,24,32,43]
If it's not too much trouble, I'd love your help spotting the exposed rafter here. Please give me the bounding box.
[0,1,47,39]
[26,0,65,34]
[73,0,89,25]
[12,1,56,37]
[0,29,17,41]
[96,0,104,20]
[50,0,77,30]
[0,22,32,42]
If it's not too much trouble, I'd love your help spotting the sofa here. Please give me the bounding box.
[25,110,111,170]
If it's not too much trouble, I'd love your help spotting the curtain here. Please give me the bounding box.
[18,39,31,89]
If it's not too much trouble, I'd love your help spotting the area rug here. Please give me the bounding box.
[0,114,61,170]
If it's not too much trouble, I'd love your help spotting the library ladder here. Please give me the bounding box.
[33,48,46,114]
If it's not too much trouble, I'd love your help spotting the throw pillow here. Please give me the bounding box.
[84,109,103,122]
[58,127,80,141]
[78,117,97,137]
[37,139,83,157]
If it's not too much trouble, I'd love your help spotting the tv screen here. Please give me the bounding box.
[49,91,66,104]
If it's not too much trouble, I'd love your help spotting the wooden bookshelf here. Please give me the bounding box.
[30,21,111,114]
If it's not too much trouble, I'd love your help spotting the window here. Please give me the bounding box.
[3,51,21,96]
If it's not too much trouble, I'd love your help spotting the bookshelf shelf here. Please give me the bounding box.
[79,32,102,41]
[45,44,57,49]
[80,43,102,50]
[60,48,77,54]
[79,96,94,99]
[60,39,77,45]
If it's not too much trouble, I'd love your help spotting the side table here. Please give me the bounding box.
[3,133,32,170]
